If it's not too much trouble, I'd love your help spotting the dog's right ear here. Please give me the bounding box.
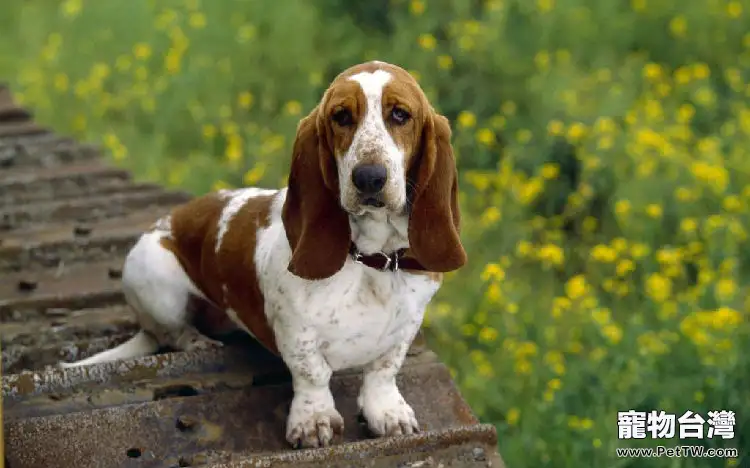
[281,106,352,281]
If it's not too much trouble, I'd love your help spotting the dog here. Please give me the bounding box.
[60,60,467,449]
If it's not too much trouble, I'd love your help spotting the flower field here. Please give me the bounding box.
[2,0,749,466]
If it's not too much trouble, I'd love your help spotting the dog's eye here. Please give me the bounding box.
[391,107,411,125]
[332,109,354,127]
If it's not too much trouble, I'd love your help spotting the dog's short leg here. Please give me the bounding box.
[59,231,206,368]
[278,327,343,449]
[358,341,419,437]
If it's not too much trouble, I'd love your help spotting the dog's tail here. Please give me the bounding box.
[58,330,159,369]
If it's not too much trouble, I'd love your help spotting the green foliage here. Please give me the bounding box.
[3,0,750,466]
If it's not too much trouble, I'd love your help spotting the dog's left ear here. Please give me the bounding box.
[282,106,352,280]
[408,109,467,272]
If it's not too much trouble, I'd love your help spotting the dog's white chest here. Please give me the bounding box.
[265,263,439,372]
[253,205,441,372]
[311,272,430,370]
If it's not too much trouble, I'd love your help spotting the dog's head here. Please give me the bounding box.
[281,61,467,280]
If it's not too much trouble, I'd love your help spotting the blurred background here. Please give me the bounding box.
[2,0,748,466]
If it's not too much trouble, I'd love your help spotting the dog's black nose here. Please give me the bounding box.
[351,164,387,194]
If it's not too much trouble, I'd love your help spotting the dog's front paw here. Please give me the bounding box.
[286,394,344,448]
[360,387,419,437]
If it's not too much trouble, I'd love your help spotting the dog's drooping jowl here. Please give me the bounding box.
[60,60,467,449]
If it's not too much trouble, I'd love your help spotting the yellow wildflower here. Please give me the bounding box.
[616,259,635,277]
[631,0,646,11]
[518,178,544,204]
[612,238,628,252]
[722,195,742,212]
[645,273,672,302]
[410,0,425,15]
[61,0,82,18]
[212,180,232,192]
[714,278,737,301]
[537,0,555,13]
[713,307,742,328]
[582,216,597,232]
[614,200,631,217]
[538,244,565,267]
[669,16,687,38]
[476,128,496,146]
[237,24,257,43]
[590,245,617,263]
[514,360,532,375]
[133,43,152,60]
[481,263,505,282]
[202,123,217,140]
[243,163,266,185]
[540,163,560,180]
[437,55,453,70]
[548,378,562,391]
[506,408,520,426]
[516,128,533,143]
[602,324,623,344]
[565,275,588,300]
[457,111,477,128]
[516,240,533,257]
[646,204,663,219]
[726,2,743,18]
[551,297,571,318]
[285,100,302,116]
[630,243,650,258]
[479,327,499,343]
[547,120,564,136]
[418,33,437,50]
[486,283,502,303]
[237,91,254,109]
[567,122,587,142]
[224,134,243,164]
[691,161,728,193]
[642,63,662,80]
[680,218,698,233]
[480,206,502,226]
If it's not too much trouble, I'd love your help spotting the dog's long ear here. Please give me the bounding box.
[282,106,351,280]
[408,110,467,272]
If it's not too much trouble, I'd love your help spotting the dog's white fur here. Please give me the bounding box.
[60,66,444,448]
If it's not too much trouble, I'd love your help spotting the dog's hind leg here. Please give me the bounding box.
[59,229,218,368]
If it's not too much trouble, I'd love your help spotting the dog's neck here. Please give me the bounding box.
[348,209,409,255]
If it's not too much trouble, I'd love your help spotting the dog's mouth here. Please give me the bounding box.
[361,196,385,208]
[343,191,406,217]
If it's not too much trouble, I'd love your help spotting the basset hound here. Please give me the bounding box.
[60,60,467,448]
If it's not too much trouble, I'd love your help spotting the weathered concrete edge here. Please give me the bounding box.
[208,424,502,468]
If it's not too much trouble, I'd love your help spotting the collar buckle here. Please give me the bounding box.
[351,248,400,272]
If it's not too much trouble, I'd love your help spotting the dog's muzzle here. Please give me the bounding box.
[352,163,387,208]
